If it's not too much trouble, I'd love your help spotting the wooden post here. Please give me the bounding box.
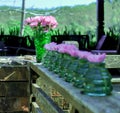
[97,0,105,41]
[20,0,25,36]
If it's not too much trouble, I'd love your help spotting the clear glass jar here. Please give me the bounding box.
[50,51,60,71]
[72,58,88,88]
[83,62,113,96]
[64,57,79,83]
[53,53,63,74]
[58,54,71,78]
[42,50,51,67]
[42,51,56,71]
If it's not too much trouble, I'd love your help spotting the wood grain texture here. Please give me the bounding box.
[0,82,29,96]
[0,64,30,113]
[29,55,120,113]
[32,84,64,113]
[0,66,29,81]
[105,55,120,68]
[31,102,43,113]
[0,97,29,112]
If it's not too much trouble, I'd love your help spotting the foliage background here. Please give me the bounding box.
[0,0,120,45]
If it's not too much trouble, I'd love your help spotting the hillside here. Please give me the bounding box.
[0,3,96,33]
[0,0,120,35]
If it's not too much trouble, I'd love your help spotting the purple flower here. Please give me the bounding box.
[44,43,107,63]
[78,51,92,59]
[57,44,78,54]
[44,42,57,51]
[67,49,79,57]
[87,53,106,63]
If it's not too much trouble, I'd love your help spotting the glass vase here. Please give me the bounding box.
[53,53,63,74]
[72,58,88,88]
[48,51,59,71]
[64,57,79,83]
[58,54,71,78]
[42,50,52,67]
[83,62,113,96]
[34,35,50,63]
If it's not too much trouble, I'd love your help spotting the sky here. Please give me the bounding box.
[0,0,96,9]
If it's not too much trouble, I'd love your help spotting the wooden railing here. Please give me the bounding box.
[29,55,120,113]
[0,55,119,113]
[0,35,35,56]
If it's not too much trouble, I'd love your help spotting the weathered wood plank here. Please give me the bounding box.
[32,84,64,113]
[0,63,30,113]
[30,63,93,113]
[0,66,29,81]
[35,77,72,112]
[105,55,120,68]
[31,102,43,113]
[0,97,29,112]
[0,82,29,96]
[112,78,120,83]
[0,111,28,113]
[30,62,120,113]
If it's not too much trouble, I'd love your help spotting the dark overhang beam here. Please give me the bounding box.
[97,0,105,41]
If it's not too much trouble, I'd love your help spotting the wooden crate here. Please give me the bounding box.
[0,65,30,112]
[0,97,29,112]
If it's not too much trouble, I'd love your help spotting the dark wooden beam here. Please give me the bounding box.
[97,0,105,41]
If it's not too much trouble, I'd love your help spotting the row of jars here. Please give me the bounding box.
[42,51,113,96]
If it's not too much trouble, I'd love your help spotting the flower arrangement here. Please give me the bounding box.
[43,42,113,96]
[24,15,58,32]
[43,42,106,78]
[24,16,58,62]
[44,42,106,63]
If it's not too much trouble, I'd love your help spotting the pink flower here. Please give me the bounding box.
[57,44,78,54]
[24,17,32,25]
[24,16,58,31]
[87,53,106,63]
[47,16,58,29]
[67,49,79,57]
[78,51,92,59]
[34,16,42,22]
[57,44,68,53]
[44,42,106,63]
[44,42,57,51]
[29,22,38,28]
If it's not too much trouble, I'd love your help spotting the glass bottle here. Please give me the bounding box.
[50,51,60,71]
[46,51,57,71]
[58,54,71,78]
[72,58,88,88]
[83,62,113,96]
[64,57,78,83]
[42,50,51,67]
[53,52,63,74]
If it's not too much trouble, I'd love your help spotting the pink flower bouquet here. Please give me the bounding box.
[24,16,58,62]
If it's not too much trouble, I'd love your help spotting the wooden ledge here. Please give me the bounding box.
[105,55,120,68]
